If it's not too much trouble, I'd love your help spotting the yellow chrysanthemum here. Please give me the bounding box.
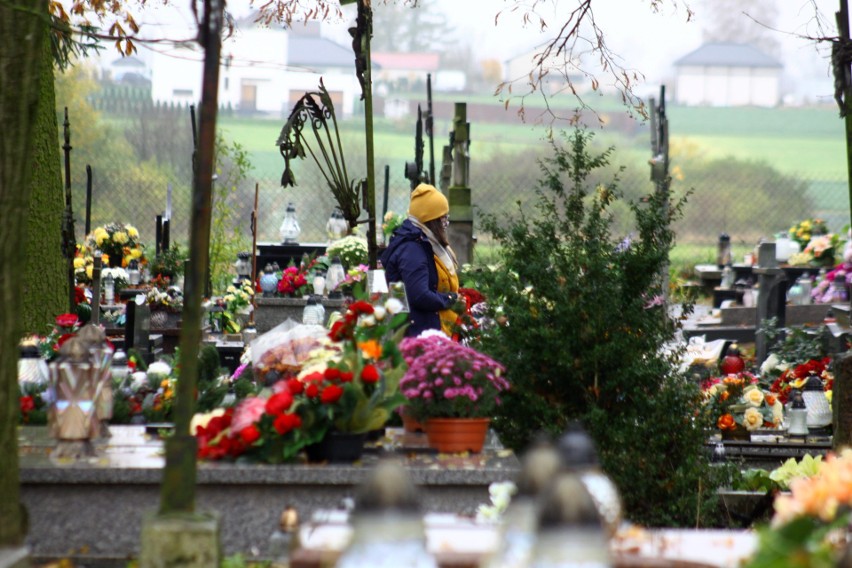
[86,266,93,279]
[129,248,143,259]
[126,225,139,239]
[113,231,128,244]
[73,257,85,269]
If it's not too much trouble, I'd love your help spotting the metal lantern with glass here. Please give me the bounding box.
[279,202,301,244]
[235,251,252,283]
[326,256,346,299]
[786,389,809,439]
[802,375,833,433]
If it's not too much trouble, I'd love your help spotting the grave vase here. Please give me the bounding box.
[304,431,367,463]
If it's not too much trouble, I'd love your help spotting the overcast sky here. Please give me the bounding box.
[128,0,840,103]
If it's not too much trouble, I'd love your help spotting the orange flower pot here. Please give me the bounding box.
[399,407,425,433]
[425,418,490,453]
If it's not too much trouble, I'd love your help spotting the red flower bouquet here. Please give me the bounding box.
[195,294,411,463]
[767,357,833,405]
[277,264,311,297]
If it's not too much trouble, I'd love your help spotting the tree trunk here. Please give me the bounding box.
[22,38,67,334]
[0,0,48,546]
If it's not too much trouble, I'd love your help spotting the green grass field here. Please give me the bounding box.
[213,98,849,272]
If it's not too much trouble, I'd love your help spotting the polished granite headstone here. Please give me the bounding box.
[18,426,519,564]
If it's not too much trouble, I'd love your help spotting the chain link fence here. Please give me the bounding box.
[68,104,852,265]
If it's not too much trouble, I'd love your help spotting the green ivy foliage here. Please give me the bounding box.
[475,129,725,527]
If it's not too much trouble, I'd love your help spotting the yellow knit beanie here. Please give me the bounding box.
[408,183,448,223]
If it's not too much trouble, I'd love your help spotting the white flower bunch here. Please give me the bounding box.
[101,267,129,282]
[476,481,517,523]
[327,235,369,268]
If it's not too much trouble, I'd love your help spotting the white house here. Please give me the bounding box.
[148,17,362,117]
[503,42,591,96]
[673,42,782,107]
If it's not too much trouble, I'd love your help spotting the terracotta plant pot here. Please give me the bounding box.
[425,417,490,453]
[400,408,425,433]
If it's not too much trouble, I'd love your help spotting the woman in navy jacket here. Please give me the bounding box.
[380,184,459,337]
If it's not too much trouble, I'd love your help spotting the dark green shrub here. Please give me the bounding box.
[476,129,724,527]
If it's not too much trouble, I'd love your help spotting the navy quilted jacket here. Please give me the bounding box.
[380,219,453,337]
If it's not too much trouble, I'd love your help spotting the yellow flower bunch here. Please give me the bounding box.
[789,218,828,249]
[84,222,146,269]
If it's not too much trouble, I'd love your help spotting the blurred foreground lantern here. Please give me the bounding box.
[337,459,436,568]
[557,423,623,538]
[530,474,611,567]
[48,328,114,458]
[484,440,562,568]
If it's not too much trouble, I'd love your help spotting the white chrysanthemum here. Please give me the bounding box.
[760,353,780,375]
[385,298,404,315]
[147,361,172,378]
[417,329,447,339]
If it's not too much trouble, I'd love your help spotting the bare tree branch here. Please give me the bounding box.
[495,0,693,125]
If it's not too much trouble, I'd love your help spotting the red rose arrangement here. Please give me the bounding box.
[451,287,487,343]
[195,294,410,462]
[37,313,82,359]
[277,265,310,297]
[768,357,833,405]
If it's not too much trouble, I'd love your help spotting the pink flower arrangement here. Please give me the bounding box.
[399,335,509,420]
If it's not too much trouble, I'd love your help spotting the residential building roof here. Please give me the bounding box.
[288,35,357,68]
[372,52,440,71]
[674,42,782,68]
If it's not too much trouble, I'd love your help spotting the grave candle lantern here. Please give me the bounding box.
[279,202,301,244]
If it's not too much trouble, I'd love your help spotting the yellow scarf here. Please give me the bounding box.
[435,256,459,337]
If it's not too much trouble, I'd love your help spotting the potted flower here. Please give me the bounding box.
[763,355,833,406]
[399,334,508,453]
[146,286,184,329]
[277,264,310,297]
[149,244,185,284]
[789,218,829,251]
[194,295,410,463]
[84,222,146,269]
[214,279,254,333]
[326,235,369,270]
[296,297,409,461]
[748,450,852,566]
[701,373,783,441]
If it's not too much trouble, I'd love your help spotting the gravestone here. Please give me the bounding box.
[125,301,153,362]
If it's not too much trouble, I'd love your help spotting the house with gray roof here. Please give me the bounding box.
[673,42,782,107]
[150,16,362,117]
